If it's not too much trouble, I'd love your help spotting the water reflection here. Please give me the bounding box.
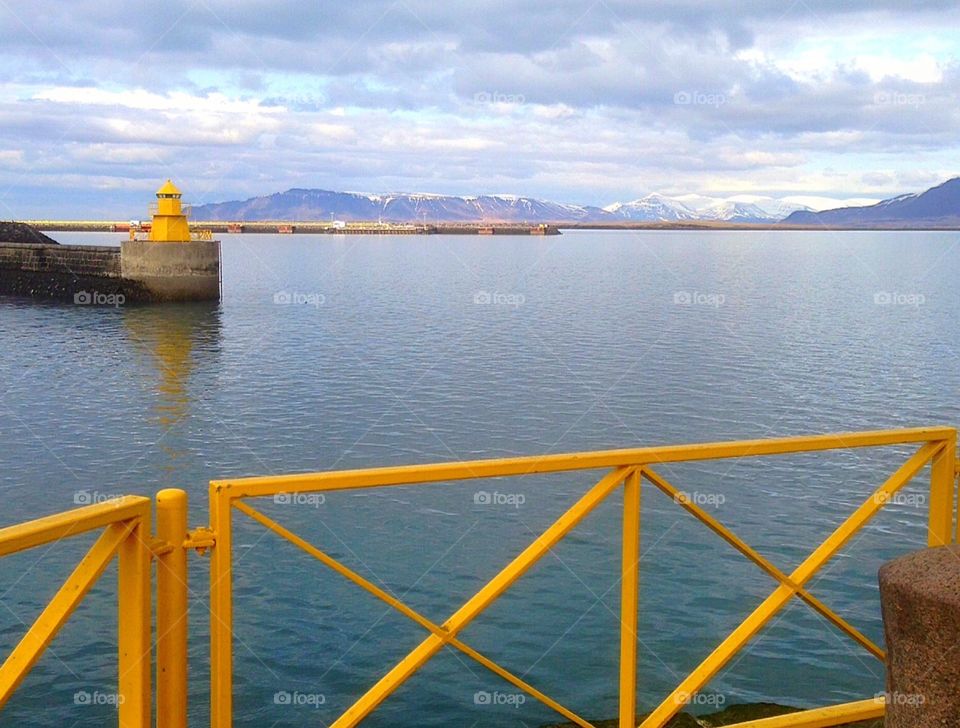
[122,303,221,487]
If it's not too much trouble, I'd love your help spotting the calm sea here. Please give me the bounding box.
[1,230,958,727]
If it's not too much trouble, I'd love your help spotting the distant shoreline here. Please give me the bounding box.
[19,219,960,234]
[21,220,561,236]
[562,221,960,231]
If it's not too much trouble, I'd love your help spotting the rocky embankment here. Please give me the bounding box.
[0,221,59,245]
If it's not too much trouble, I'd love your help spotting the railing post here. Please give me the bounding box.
[118,510,151,728]
[619,468,641,728]
[210,485,233,728]
[156,489,189,728]
[928,434,956,547]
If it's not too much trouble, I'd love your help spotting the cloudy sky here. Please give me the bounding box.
[0,0,958,217]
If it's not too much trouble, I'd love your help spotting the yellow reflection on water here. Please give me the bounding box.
[122,304,221,486]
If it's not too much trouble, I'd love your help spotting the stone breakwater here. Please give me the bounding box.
[0,220,59,245]
[0,223,220,303]
[0,241,133,300]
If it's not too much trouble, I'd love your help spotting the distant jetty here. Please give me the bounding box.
[23,220,562,236]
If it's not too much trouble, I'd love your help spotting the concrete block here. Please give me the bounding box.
[879,544,960,726]
[121,239,220,302]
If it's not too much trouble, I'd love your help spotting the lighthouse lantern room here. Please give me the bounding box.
[149,179,192,243]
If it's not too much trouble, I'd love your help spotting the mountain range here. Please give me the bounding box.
[782,177,960,227]
[191,189,810,224]
[190,178,960,226]
[194,190,606,223]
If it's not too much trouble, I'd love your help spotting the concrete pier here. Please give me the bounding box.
[121,239,221,302]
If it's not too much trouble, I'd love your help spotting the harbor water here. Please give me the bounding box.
[1,230,958,726]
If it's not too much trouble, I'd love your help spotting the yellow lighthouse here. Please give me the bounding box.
[120,180,221,301]
[149,179,192,242]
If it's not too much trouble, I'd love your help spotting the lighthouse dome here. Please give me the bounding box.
[157,179,182,197]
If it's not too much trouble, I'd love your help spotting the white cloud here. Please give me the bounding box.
[531,104,576,119]
[307,123,358,144]
[853,53,943,83]
[32,87,286,114]
[0,3,958,216]
[782,195,883,211]
[0,149,24,168]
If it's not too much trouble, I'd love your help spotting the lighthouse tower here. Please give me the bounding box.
[149,180,192,242]
[119,180,221,301]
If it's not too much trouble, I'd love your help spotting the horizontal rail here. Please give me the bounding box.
[722,698,885,727]
[211,426,954,498]
[0,496,151,557]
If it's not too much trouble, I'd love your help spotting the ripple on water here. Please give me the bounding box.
[2,231,959,725]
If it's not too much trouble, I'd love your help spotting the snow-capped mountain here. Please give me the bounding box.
[696,200,778,223]
[191,188,817,223]
[723,195,813,218]
[365,192,606,222]
[603,194,697,221]
[782,177,960,226]
[191,189,608,223]
[654,194,812,222]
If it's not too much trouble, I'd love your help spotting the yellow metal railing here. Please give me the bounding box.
[0,427,956,727]
[0,495,153,727]
[207,426,958,728]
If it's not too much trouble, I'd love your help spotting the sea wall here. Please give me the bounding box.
[120,240,221,302]
[0,242,128,300]
[0,240,221,302]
